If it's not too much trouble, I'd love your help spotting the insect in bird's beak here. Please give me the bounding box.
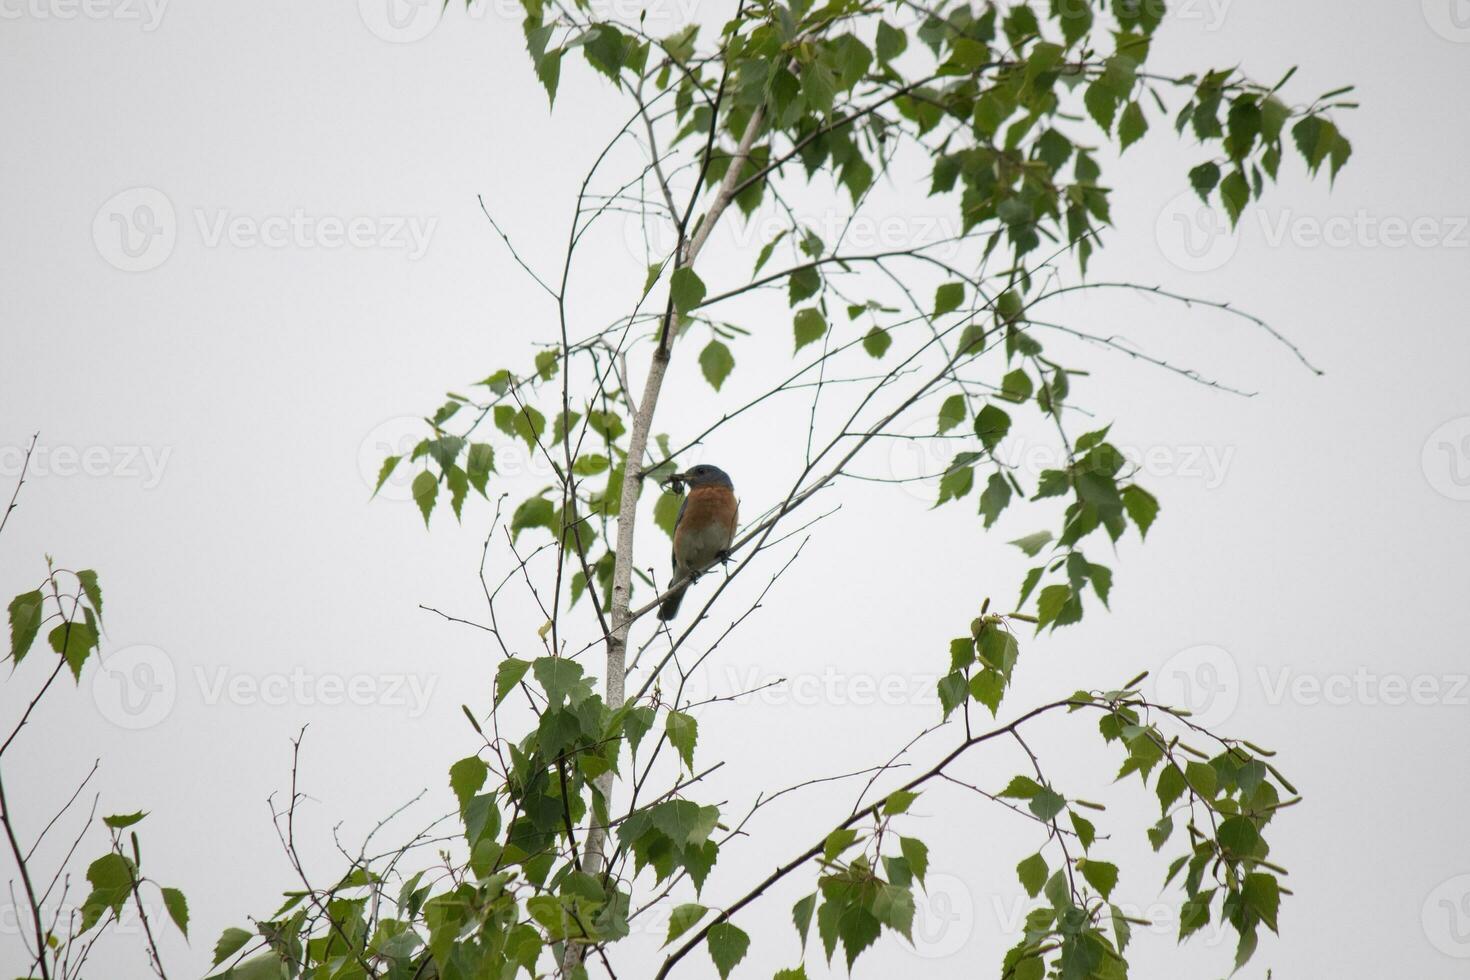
[661,471,690,494]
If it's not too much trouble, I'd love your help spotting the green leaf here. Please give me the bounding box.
[979,472,1012,528]
[876,20,906,61]
[411,470,437,526]
[666,710,698,770]
[494,657,531,707]
[1079,859,1119,899]
[936,394,966,434]
[793,307,828,351]
[162,887,189,938]
[48,620,97,680]
[1118,101,1148,150]
[670,267,707,314]
[466,443,495,495]
[706,921,749,979]
[665,903,707,946]
[212,926,254,966]
[936,464,974,505]
[1180,888,1214,939]
[932,282,965,318]
[883,790,919,816]
[1071,811,1096,850]
[871,884,915,940]
[823,827,859,862]
[937,671,968,717]
[1000,369,1033,403]
[1120,485,1159,537]
[102,811,147,829]
[837,904,880,968]
[1017,853,1048,898]
[699,340,735,391]
[793,892,818,946]
[1029,786,1066,822]
[1242,872,1280,931]
[775,968,809,980]
[533,657,586,709]
[652,800,720,848]
[654,491,684,540]
[973,403,1011,451]
[1189,161,1222,202]
[450,757,488,808]
[900,836,928,883]
[77,569,103,623]
[862,326,891,358]
[1009,531,1052,557]
[999,775,1042,799]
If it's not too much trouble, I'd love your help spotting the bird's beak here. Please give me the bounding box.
[669,471,691,482]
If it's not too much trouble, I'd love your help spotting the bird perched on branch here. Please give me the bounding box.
[659,464,738,621]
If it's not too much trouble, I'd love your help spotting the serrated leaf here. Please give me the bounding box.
[1079,859,1118,899]
[411,470,437,526]
[102,811,147,829]
[666,710,698,771]
[665,903,707,946]
[494,657,531,707]
[162,887,188,938]
[706,921,749,979]
[793,307,828,351]
[1017,853,1048,898]
[212,926,254,966]
[932,282,964,317]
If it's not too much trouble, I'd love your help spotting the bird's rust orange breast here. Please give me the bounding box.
[681,485,739,538]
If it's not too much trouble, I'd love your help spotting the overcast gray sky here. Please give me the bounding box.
[3,1,1469,977]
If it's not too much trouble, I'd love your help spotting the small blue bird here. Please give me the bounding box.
[659,464,739,621]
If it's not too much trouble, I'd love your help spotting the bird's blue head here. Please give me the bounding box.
[676,464,734,489]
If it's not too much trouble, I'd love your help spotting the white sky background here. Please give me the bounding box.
[2,1,1469,977]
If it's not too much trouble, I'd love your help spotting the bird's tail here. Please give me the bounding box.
[658,580,688,621]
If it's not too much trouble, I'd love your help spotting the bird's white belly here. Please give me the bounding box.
[679,522,731,571]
